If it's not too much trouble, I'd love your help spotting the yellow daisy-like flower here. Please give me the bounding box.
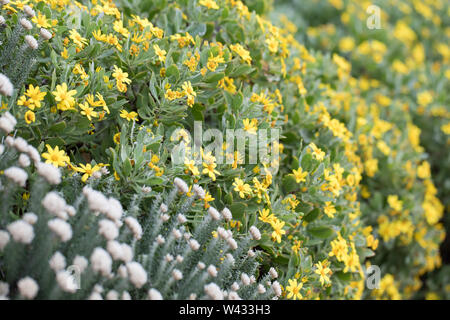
[120,109,139,122]
[69,29,88,49]
[233,178,252,198]
[292,167,308,183]
[315,261,332,286]
[199,0,219,10]
[24,84,46,109]
[76,163,101,183]
[24,110,35,124]
[286,279,303,300]
[42,144,70,168]
[32,11,51,28]
[270,219,286,243]
[52,83,77,111]
[242,118,258,135]
[153,44,167,63]
[202,161,220,181]
[79,102,98,121]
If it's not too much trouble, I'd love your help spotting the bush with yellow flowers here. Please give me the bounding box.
[0,0,447,300]
[274,0,449,299]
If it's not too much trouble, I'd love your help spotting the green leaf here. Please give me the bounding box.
[165,64,180,81]
[308,226,334,239]
[204,72,225,83]
[123,158,133,176]
[230,202,247,222]
[282,174,297,194]
[303,208,320,222]
[48,121,67,133]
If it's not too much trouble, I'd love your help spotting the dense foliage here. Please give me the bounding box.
[0,0,447,299]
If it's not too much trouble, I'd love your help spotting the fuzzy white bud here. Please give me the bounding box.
[160,203,168,213]
[4,166,27,187]
[177,214,187,224]
[106,290,119,300]
[227,238,238,250]
[49,251,66,272]
[20,18,32,30]
[148,288,163,300]
[221,208,232,221]
[73,256,88,273]
[241,273,250,286]
[189,239,200,251]
[269,267,278,279]
[98,219,119,240]
[18,153,30,168]
[56,270,78,293]
[42,192,67,218]
[25,35,38,50]
[36,162,61,185]
[23,5,35,17]
[249,226,261,240]
[40,28,52,40]
[7,220,34,244]
[231,282,240,291]
[172,269,183,281]
[204,283,223,300]
[124,216,142,240]
[207,265,218,277]
[17,277,38,299]
[192,184,205,199]
[126,262,147,288]
[0,230,10,250]
[208,207,221,221]
[48,218,72,242]
[272,281,282,296]
[0,74,13,97]
[90,247,112,276]
[174,177,189,193]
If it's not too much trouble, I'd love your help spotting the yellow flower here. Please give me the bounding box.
[52,83,77,111]
[202,161,220,181]
[309,143,325,161]
[113,20,130,37]
[292,167,308,183]
[265,37,279,53]
[270,219,286,243]
[242,118,258,134]
[417,91,433,106]
[230,43,252,65]
[417,161,431,179]
[42,144,70,168]
[314,261,332,286]
[113,132,121,144]
[185,158,200,176]
[79,102,98,121]
[286,279,303,300]
[387,195,403,212]
[76,163,101,182]
[69,29,88,48]
[112,65,131,93]
[24,84,46,109]
[61,48,69,59]
[120,110,139,122]
[324,201,336,218]
[258,208,274,224]
[32,11,51,29]
[24,110,35,124]
[199,0,219,10]
[153,44,166,63]
[233,178,252,198]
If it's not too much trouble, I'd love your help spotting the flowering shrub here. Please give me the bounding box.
[274,0,449,299]
[0,0,447,300]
